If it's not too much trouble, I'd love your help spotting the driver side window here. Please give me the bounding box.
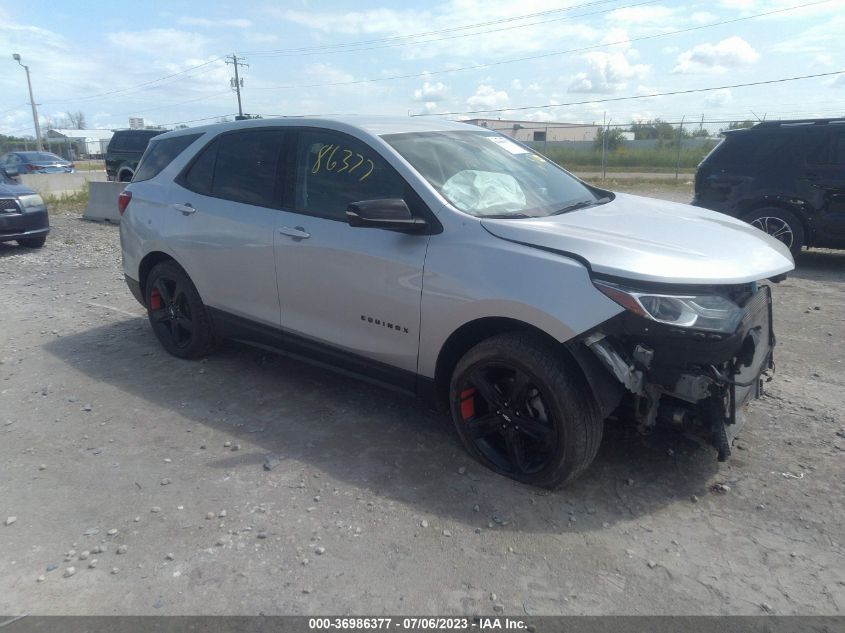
[294,130,405,221]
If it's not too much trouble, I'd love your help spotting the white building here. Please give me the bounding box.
[462,118,601,143]
[45,128,114,157]
[129,117,144,130]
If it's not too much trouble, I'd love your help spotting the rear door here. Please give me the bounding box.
[804,130,845,241]
[272,128,430,379]
[168,129,286,327]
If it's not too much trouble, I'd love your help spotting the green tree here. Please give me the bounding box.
[594,127,626,151]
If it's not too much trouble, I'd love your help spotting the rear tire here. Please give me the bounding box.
[17,236,46,248]
[145,261,217,359]
[448,332,603,488]
[743,207,804,256]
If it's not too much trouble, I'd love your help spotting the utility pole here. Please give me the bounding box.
[12,53,43,151]
[675,115,685,182]
[225,53,249,119]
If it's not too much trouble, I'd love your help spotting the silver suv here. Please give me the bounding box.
[119,117,794,488]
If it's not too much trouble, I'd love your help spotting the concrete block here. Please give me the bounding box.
[20,171,108,198]
[83,181,127,223]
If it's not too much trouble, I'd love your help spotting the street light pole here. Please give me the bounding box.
[12,53,43,151]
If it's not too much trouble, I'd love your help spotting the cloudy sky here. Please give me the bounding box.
[1,0,843,136]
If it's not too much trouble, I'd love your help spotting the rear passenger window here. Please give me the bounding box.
[712,134,788,165]
[133,134,201,182]
[295,130,405,221]
[182,139,217,195]
[212,130,284,207]
[180,130,285,207]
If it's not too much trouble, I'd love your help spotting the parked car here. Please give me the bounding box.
[0,151,74,174]
[0,165,49,248]
[105,129,164,182]
[119,117,794,487]
[693,118,845,255]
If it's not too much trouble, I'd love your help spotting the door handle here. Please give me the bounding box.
[278,226,311,240]
[173,202,196,215]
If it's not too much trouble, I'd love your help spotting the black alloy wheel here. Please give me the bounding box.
[149,276,194,350]
[449,332,603,488]
[145,260,216,359]
[457,362,557,476]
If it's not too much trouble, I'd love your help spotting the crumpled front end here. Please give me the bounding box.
[577,281,775,460]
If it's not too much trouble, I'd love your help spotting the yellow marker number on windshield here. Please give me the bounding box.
[311,145,375,181]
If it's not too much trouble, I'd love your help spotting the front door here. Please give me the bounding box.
[273,128,430,379]
[809,131,845,242]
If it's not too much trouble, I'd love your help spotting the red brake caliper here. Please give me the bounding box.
[150,288,162,310]
[460,387,476,420]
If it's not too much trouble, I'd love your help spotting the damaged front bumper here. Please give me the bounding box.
[578,284,774,460]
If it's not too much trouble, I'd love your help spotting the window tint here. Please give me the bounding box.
[182,139,218,195]
[211,130,285,207]
[133,134,201,182]
[712,133,789,165]
[295,130,405,221]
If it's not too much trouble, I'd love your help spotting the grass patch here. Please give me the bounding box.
[546,144,714,170]
[44,189,89,215]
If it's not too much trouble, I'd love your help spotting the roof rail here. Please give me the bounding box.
[756,117,845,127]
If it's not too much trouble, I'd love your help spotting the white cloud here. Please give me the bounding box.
[466,84,510,110]
[413,81,448,102]
[673,36,759,73]
[178,17,252,28]
[704,88,733,107]
[568,52,650,94]
[107,29,209,57]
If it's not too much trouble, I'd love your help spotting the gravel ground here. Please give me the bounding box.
[1,190,843,616]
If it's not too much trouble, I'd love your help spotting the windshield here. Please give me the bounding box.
[382,130,601,218]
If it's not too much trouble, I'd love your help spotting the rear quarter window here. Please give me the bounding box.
[708,133,791,166]
[133,134,202,182]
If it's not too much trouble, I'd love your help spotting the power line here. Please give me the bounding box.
[238,0,624,56]
[251,0,833,93]
[414,70,845,117]
[242,0,658,58]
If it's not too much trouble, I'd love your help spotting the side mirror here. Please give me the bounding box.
[346,199,427,232]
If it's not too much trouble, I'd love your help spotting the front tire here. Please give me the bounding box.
[145,261,217,359]
[17,236,46,248]
[449,332,603,488]
[744,207,804,256]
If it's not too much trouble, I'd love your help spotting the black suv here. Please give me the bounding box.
[105,129,164,182]
[693,118,845,254]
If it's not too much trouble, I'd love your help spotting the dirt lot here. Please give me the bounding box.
[1,184,843,616]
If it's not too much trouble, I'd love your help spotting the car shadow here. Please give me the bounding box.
[0,241,38,257]
[791,248,845,282]
[44,319,721,534]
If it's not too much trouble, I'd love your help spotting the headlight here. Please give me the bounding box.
[594,280,744,334]
[17,194,45,210]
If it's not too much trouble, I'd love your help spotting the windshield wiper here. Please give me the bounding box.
[552,196,611,215]
[481,212,532,219]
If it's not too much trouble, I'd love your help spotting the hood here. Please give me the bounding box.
[480,192,795,285]
[0,179,36,197]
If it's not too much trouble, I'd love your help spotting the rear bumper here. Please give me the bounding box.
[0,209,50,242]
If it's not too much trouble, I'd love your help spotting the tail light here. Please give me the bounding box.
[118,190,132,216]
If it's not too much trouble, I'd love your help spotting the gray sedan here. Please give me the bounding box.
[0,151,74,174]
